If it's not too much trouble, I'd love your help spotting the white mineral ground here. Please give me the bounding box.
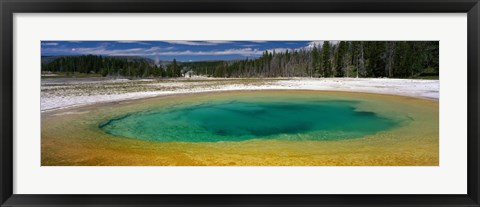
[41,77,439,112]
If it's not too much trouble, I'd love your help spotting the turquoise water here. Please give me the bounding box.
[99,99,399,142]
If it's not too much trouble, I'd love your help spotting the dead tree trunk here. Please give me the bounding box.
[385,41,396,77]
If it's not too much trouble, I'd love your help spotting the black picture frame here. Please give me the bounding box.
[1,0,479,206]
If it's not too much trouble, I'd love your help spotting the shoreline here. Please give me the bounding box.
[41,77,439,112]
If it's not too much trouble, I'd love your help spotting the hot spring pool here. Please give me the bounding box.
[42,91,438,166]
[99,99,401,142]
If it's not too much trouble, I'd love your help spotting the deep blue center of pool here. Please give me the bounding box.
[99,100,398,142]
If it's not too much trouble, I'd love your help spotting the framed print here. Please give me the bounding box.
[1,0,479,206]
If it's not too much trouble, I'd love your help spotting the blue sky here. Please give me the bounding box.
[41,41,327,62]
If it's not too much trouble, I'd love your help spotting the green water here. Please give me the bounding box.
[99,99,400,142]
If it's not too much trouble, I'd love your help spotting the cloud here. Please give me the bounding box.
[43,45,174,56]
[306,41,323,49]
[304,41,340,50]
[153,47,293,57]
[266,48,291,54]
[206,41,235,44]
[157,48,263,56]
[73,46,156,56]
[41,42,59,46]
[162,41,234,46]
[43,45,282,57]
[241,44,259,47]
[116,41,151,45]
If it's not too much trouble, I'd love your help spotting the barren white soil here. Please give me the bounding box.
[41,77,439,112]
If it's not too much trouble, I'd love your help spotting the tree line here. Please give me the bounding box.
[41,41,438,79]
[186,41,438,78]
[41,55,182,78]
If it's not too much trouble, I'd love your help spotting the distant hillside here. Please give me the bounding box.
[41,56,61,65]
[41,55,182,78]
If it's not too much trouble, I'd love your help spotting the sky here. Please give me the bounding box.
[40,41,332,62]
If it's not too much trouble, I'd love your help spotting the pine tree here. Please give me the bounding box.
[322,41,332,77]
[334,41,348,77]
